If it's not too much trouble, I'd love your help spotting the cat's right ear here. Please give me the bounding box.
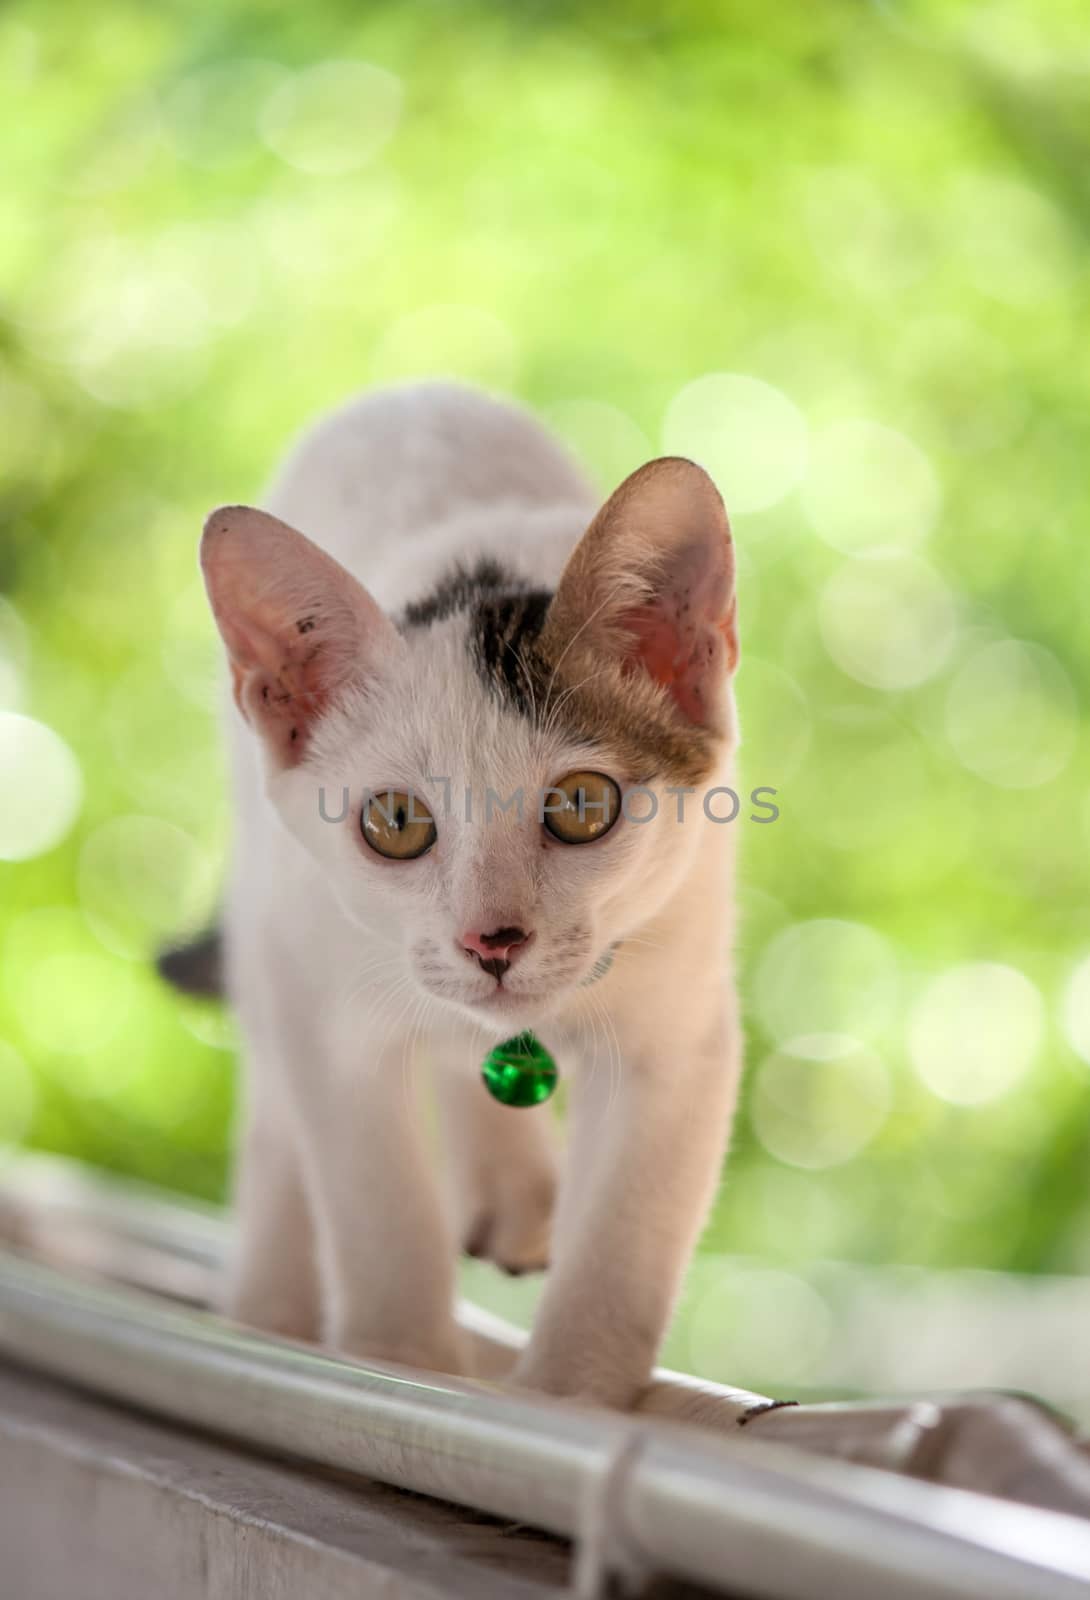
[200,506,399,767]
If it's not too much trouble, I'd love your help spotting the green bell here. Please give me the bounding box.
[481,1031,558,1107]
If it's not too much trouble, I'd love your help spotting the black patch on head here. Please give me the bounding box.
[471,588,553,715]
[402,558,515,629]
[402,557,554,718]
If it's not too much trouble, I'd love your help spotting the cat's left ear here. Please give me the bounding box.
[200,505,400,767]
[542,457,738,734]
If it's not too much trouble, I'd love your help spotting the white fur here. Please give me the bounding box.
[217,383,742,1406]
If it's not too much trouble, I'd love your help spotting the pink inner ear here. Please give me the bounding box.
[215,582,358,767]
[230,626,334,767]
[620,544,738,727]
[202,505,393,771]
[622,608,733,724]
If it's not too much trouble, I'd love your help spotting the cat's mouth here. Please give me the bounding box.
[451,942,621,1024]
[419,966,579,1028]
[467,972,567,1017]
[412,964,561,1021]
[412,933,613,1023]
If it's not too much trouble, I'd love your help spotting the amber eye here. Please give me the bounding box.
[361,790,437,860]
[543,771,622,845]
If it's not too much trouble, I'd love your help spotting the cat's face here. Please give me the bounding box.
[202,458,739,1034]
[274,621,727,1033]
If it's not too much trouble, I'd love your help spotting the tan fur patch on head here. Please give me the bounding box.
[527,642,720,785]
[528,456,737,783]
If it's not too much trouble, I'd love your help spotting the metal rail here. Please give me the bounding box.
[2,1157,1090,1598]
[6,1152,1089,1512]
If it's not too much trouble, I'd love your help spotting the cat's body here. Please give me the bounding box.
[203,382,742,1407]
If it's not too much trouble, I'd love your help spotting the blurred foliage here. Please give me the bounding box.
[1,0,1088,1287]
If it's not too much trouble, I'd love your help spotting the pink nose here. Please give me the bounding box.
[460,925,532,979]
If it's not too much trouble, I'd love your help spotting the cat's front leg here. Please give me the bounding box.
[294,1029,466,1375]
[228,1093,321,1342]
[512,1005,740,1409]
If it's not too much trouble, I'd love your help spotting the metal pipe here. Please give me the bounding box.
[10,1155,1088,1483]
[5,1153,1090,1504]
[3,1248,1090,1599]
[0,1152,774,1426]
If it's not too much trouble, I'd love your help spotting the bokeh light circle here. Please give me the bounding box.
[909,963,1043,1106]
[0,712,83,861]
[15,232,212,411]
[161,60,289,169]
[259,60,402,175]
[687,1266,833,1386]
[662,373,808,514]
[1062,957,1090,1068]
[945,640,1077,789]
[544,399,650,492]
[2,909,147,1077]
[819,553,958,690]
[752,1034,890,1170]
[803,420,941,553]
[946,174,1075,306]
[253,179,402,293]
[754,919,899,1042]
[729,1164,848,1261]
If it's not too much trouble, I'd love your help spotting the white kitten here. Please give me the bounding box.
[194,382,742,1408]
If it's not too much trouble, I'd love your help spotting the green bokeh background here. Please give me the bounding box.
[2,1,1088,1307]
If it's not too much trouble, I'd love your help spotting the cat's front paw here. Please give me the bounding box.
[461,1166,556,1276]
